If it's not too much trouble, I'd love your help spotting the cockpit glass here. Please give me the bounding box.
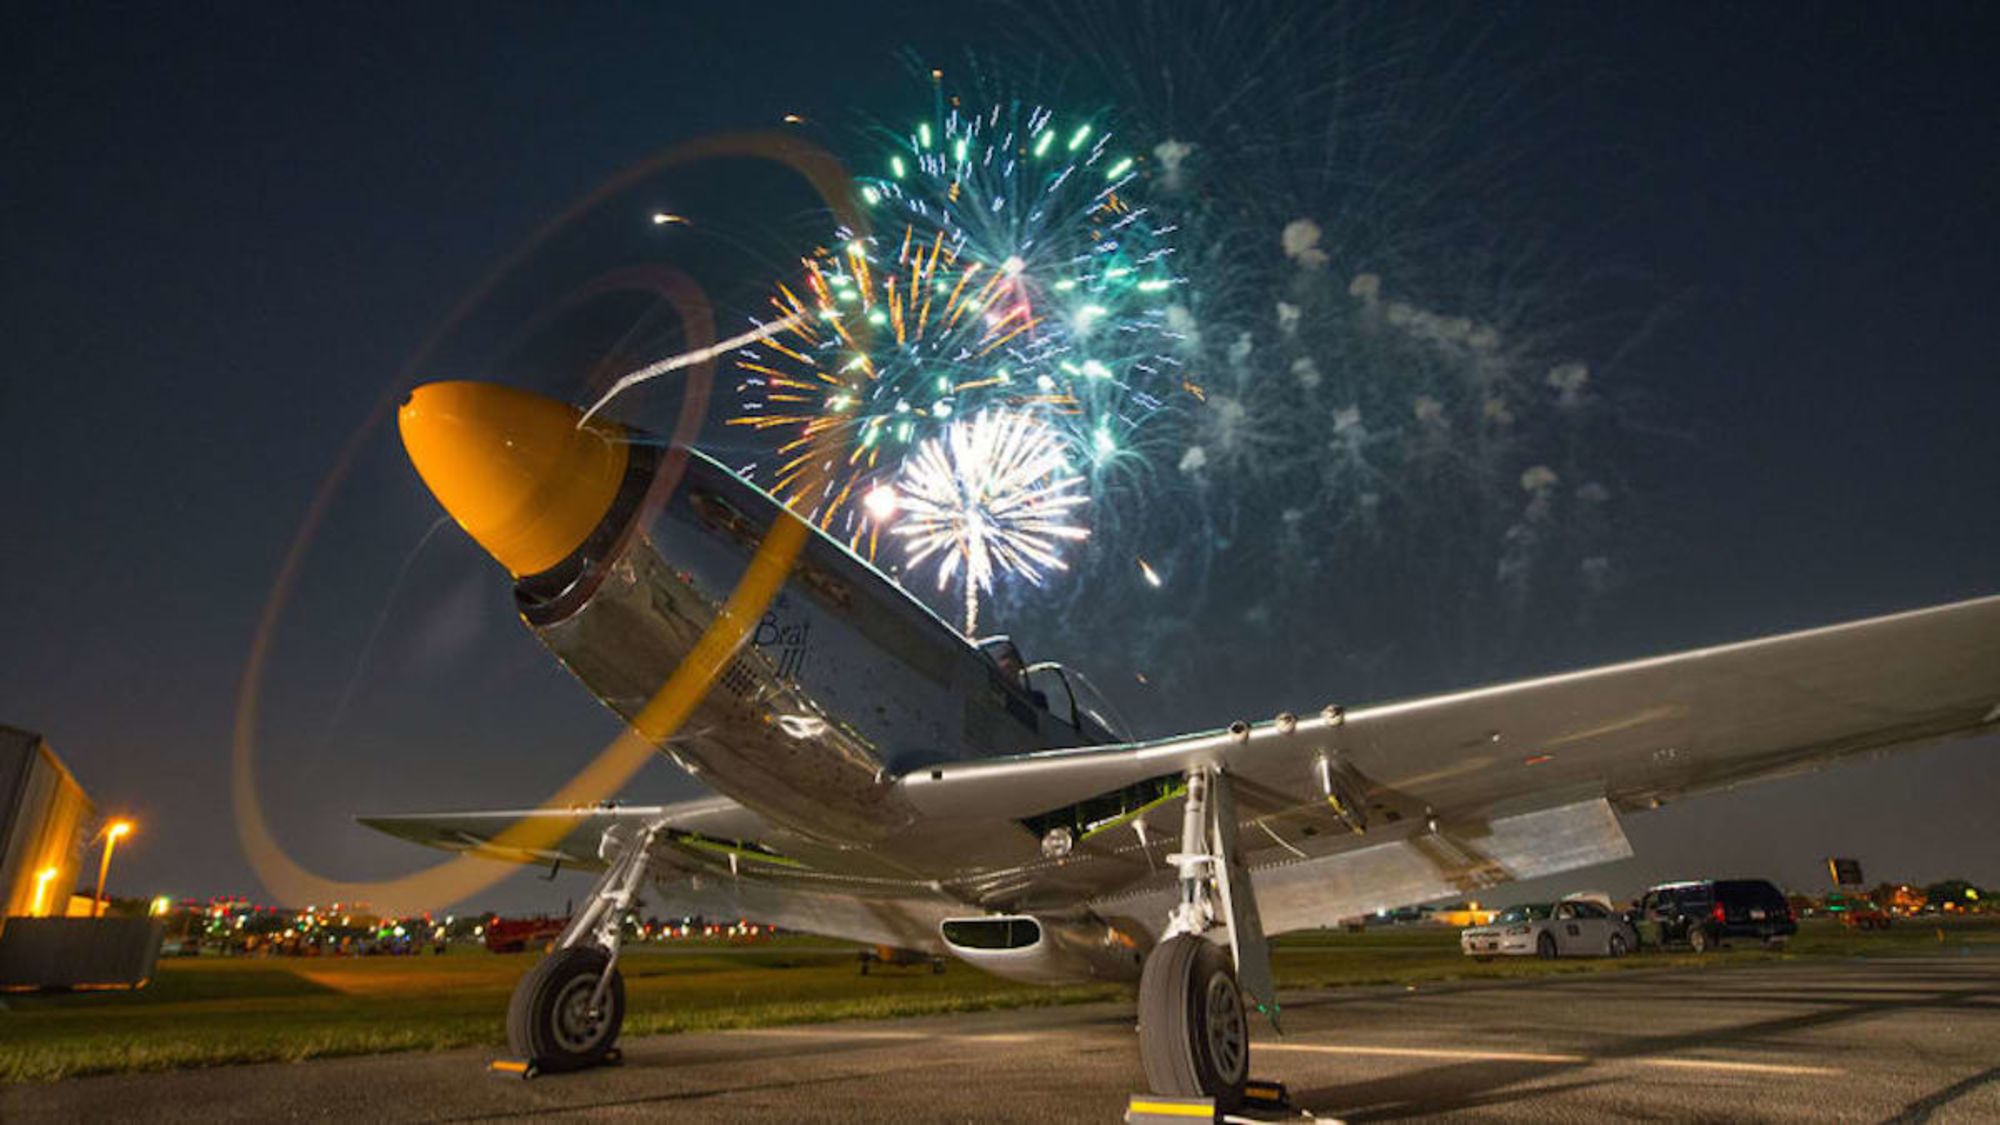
[1023,664,1072,720]
[1066,671,1134,742]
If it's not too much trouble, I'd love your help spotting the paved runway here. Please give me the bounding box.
[6,953,1996,1122]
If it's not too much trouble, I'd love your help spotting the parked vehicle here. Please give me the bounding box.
[1460,899,1637,960]
[858,945,947,974]
[1632,879,1796,951]
[1373,905,1436,926]
[1824,890,1893,930]
[484,915,568,954]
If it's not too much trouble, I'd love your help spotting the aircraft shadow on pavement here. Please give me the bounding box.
[431,1072,867,1123]
[1291,970,1998,1121]
[1306,1063,1616,1122]
[1881,1064,2000,1124]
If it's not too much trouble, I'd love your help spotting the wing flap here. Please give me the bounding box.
[1256,796,1633,931]
[1092,796,1634,935]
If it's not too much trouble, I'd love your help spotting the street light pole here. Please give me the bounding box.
[94,820,133,918]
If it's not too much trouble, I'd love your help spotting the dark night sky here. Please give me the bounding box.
[2,2,1995,914]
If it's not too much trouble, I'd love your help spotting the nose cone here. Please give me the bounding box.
[397,381,630,577]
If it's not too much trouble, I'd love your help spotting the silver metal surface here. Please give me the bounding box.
[367,441,2000,961]
[1209,771,1276,1022]
[935,913,1145,984]
[1097,797,1634,938]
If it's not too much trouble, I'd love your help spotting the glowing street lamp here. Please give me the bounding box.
[31,866,58,917]
[94,819,134,918]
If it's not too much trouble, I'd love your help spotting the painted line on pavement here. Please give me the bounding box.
[1260,1042,1840,1076]
[732,1028,1039,1044]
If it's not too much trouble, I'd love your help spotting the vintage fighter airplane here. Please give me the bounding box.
[366,379,2000,1108]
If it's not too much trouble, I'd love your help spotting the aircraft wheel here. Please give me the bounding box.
[507,946,625,1071]
[1138,935,1249,1113]
[1536,933,1558,959]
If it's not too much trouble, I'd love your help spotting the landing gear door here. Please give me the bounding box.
[1209,772,1278,1028]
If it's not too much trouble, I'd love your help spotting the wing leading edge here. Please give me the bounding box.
[906,594,2000,819]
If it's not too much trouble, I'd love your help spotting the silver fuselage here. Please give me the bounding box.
[518,442,1117,904]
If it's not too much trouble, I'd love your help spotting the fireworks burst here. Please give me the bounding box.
[891,410,1089,635]
[941,5,1661,719]
[732,96,1182,558]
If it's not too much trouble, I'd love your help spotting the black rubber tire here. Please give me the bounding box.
[506,946,625,1071]
[1608,933,1629,958]
[1688,926,1711,954]
[1536,933,1558,960]
[1138,936,1249,1113]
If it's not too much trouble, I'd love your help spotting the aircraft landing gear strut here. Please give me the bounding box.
[503,819,662,1074]
[1137,767,1281,1115]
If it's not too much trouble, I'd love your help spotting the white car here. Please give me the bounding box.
[1461,900,1638,960]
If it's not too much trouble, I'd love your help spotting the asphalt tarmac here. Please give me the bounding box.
[6,953,1995,1122]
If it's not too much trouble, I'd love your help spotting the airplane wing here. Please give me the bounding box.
[361,596,1997,938]
[359,794,965,951]
[357,794,770,874]
[901,594,2000,928]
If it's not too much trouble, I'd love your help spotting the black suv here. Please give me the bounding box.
[1632,879,1796,952]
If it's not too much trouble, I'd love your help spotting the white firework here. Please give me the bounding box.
[892,410,1090,634]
